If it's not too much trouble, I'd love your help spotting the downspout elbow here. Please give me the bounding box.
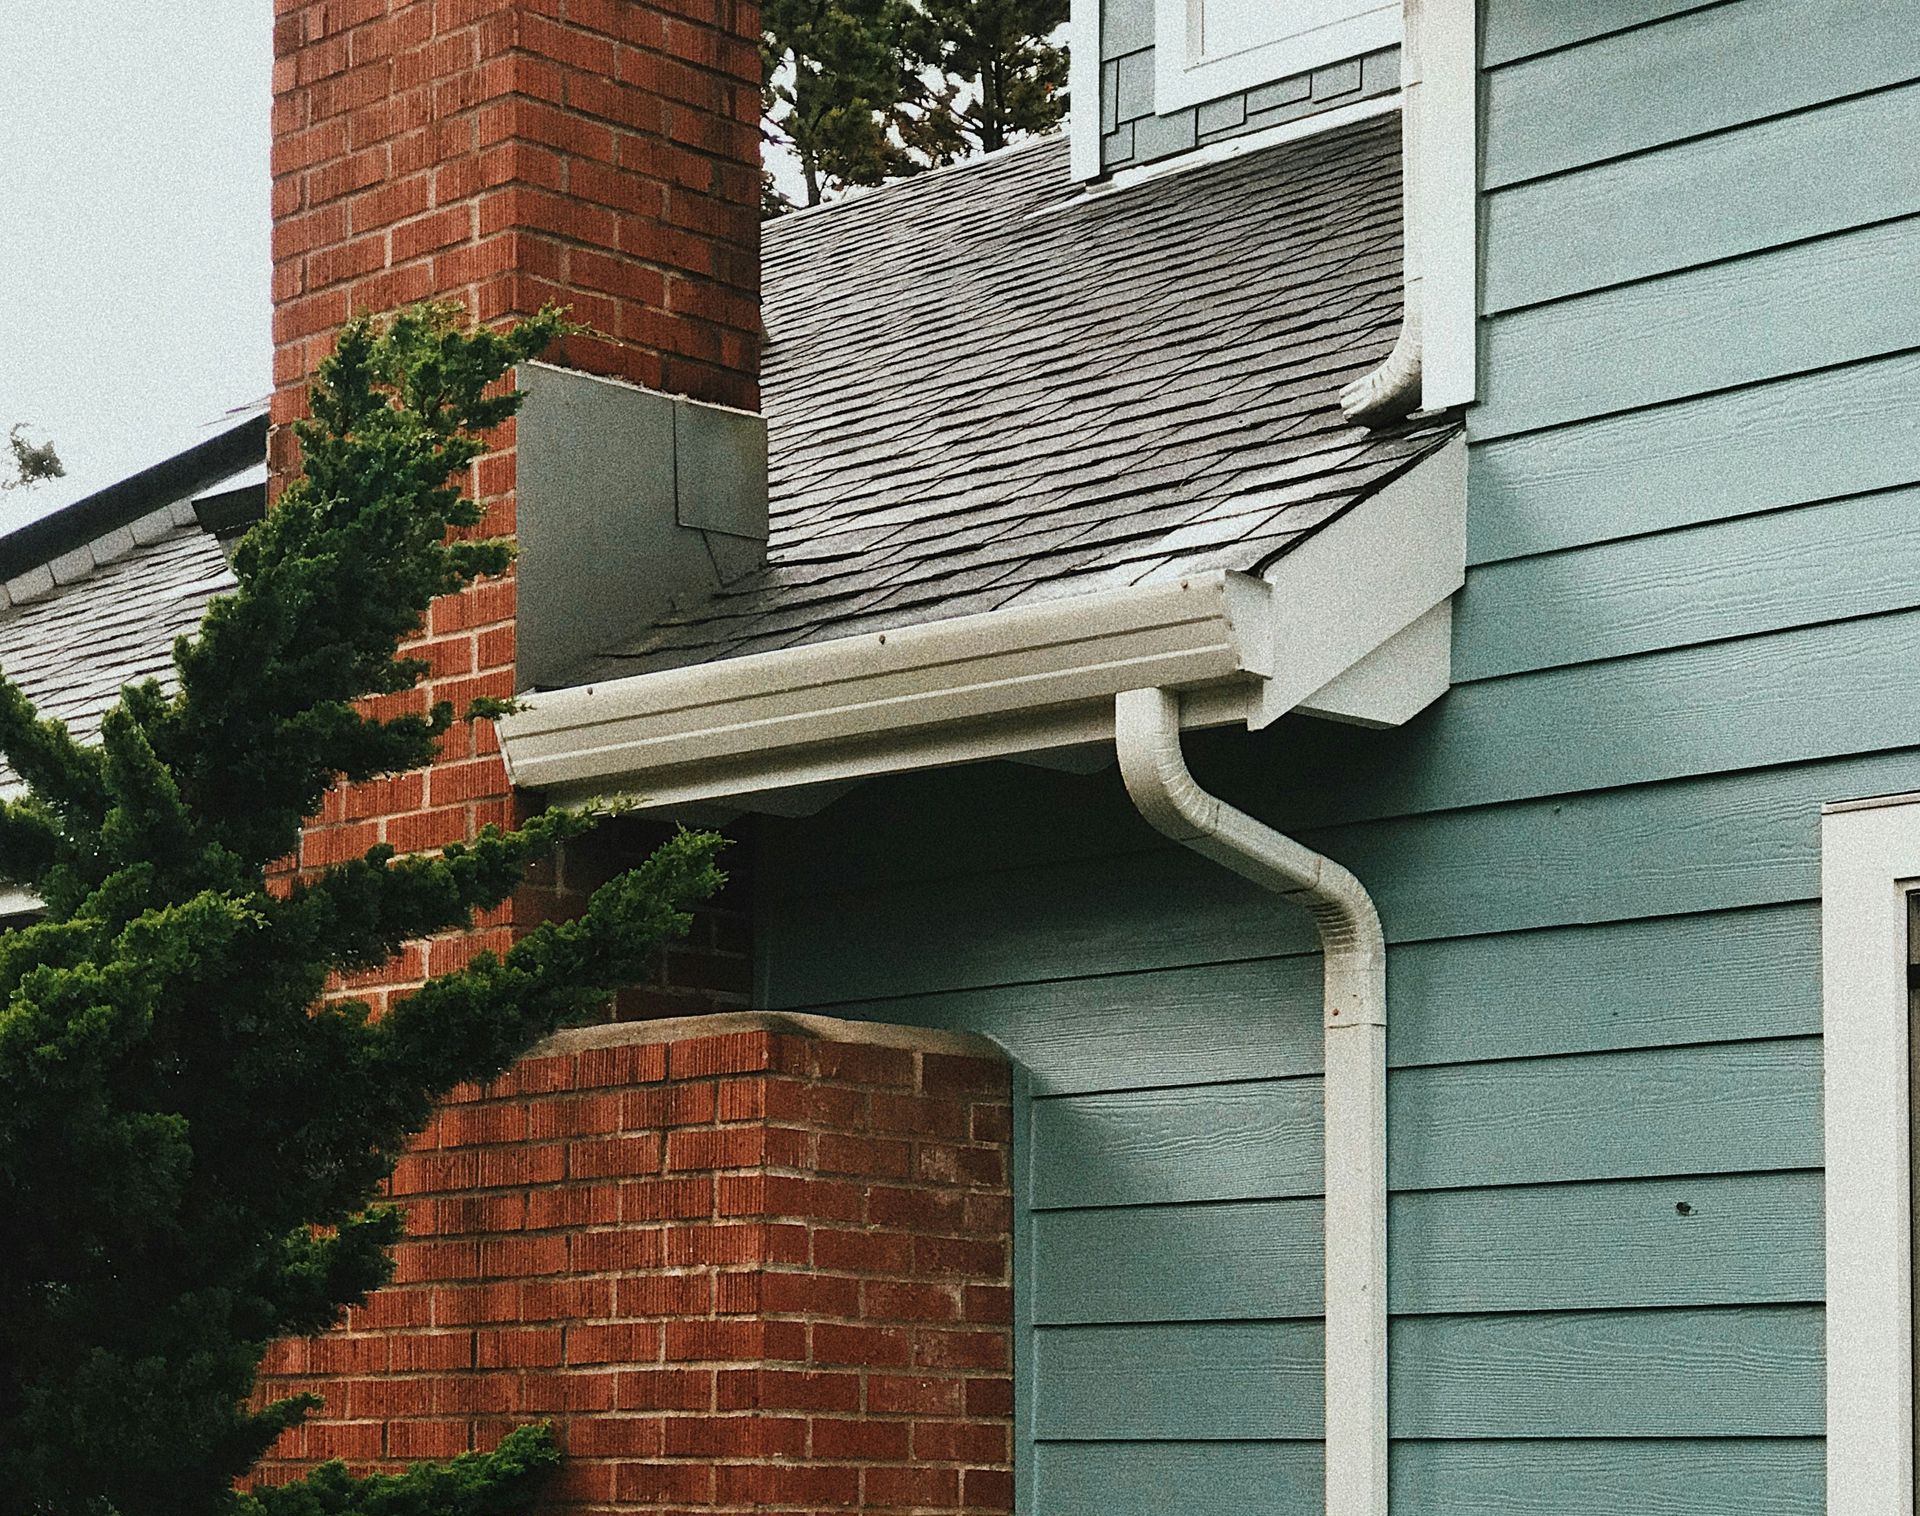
[1339,285,1424,429]
[1341,0,1428,430]
[1114,687,1386,1021]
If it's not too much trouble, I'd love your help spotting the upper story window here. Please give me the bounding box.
[1155,0,1401,110]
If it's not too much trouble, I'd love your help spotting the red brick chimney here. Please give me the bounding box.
[260,20,1019,1507]
[269,0,763,1013]
[271,0,762,432]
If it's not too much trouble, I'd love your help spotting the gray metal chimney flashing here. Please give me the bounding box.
[512,362,768,692]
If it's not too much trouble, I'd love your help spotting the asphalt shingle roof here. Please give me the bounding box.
[0,416,263,793]
[0,115,1454,759]
[0,523,234,770]
[587,112,1458,680]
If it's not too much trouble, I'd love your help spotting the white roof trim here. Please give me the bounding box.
[498,437,1466,813]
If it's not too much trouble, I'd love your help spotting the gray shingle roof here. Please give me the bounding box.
[586,113,1458,680]
[0,416,263,793]
[0,524,234,767]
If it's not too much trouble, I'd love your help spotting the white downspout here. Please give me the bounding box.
[1342,0,1428,428]
[1115,686,1389,1516]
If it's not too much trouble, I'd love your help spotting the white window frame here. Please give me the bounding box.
[1823,790,1920,1515]
[1154,0,1401,112]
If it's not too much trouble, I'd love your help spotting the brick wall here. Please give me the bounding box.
[270,0,762,426]
[270,0,764,1006]
[254,1016,1015,1513]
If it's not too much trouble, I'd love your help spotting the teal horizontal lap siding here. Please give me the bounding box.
[1035,1172,1822,1323]
[1469,352,1920,563]
[1038,1440,1823,1516]
[828,902,1819,1081]
[760,748,1919,1003]
[1478,0,1723,69]
[1454,484,1920,681]
[1480,0,1920,189]
[1473,215,1920,440]
[745,1,1920,1503]
[1026,1041,1819,1207]
[1033,1307,1822,1441]
[1482,82,1920,313]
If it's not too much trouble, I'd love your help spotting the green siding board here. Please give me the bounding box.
[1030,1172,1819,1324]
[1480,0,1725,68]
[1390,1305,1825,1438]
[1474,216,1920,439]
[1033,1198,1326,1324]
[1389,1172,1824,1314]
[1387,1038,1821,1192]
[1481,0,1920,188]
[1386,905,1820,1068]
[1026,1040,1817,1208]
[1468,352,1920,562]
[1035,1439,1826,1516]
[1268,613,1920,826]
[761,750,1920,1006]
[1033,1321,1324,1439]
[1484,84,1920,312]
[758,618,1920,889]
[1035,1308,1822,1441]
[825,902,1817,1084]
[830,955,1326,1097]
[1455,485,1920,680]
[1029,1079,1324,1210]
[1032,1441,1323,1514]
[1390,1439,1823,1515]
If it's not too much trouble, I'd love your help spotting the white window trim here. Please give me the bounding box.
[1823,789,1919,1516]
[1154,0,1401,112]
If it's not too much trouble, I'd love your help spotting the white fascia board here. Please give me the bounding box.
[1257,434,1467,727]
[499,572,1274,808]
[1822,791,1920,1516]
[498,439,1467,812]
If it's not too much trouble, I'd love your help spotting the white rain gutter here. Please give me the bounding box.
[499,439,1466,813]
[1342,0,1479,427]
[1116,685,1388,1516]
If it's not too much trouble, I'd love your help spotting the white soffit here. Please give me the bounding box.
[498,437,1466,813]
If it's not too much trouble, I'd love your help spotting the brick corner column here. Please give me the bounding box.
[254,1014,1015,1514]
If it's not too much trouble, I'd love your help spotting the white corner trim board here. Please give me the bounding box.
[1068,0,1103,182]
[1823,790,1920,1516]
[497,439,1466,813]
[1117,685,1388,1516]
[1342,0,1478,425]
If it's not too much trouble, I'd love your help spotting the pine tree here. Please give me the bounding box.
[762,0,917,210]
[0,305,724,1515]
[900,0,1069,162]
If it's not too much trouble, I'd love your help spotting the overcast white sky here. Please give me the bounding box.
[0,7,830,536]
[0,2,273,532]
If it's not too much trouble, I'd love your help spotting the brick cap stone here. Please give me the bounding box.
[535,1009,1006,1061]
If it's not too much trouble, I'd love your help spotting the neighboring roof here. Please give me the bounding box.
[587,112,1458,681]
[0,413,264,788]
